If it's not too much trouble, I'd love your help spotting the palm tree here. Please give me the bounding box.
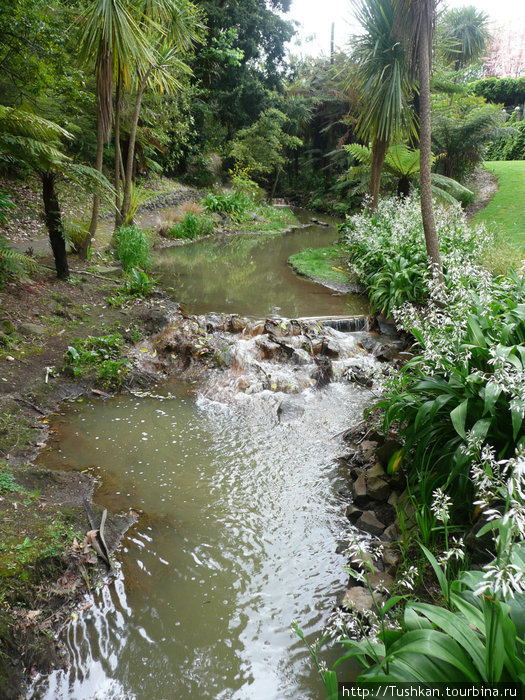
[439,6,490,71]
[350,0,417,209]
[394,0,442,278]
[0,106,113,279]
[77,0,152,258]
[118,0,202,225]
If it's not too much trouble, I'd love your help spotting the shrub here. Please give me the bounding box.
[114,225,150,271]
[166,212,214,239]
[340,195,491,316]
[64,333,131,388]
[106,268,155,307]
[0,236,38,287]
[203,190,251,220]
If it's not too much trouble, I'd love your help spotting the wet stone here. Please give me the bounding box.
[366,476,390,502]
[350,474,368,506]
[382,545,402,574]
[355,510,386,537]
[277,399,305,423]
[345,505,363,525]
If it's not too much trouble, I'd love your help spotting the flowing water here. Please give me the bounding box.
[31,215,372,699]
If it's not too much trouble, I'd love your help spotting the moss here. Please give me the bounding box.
[288,246,350,286]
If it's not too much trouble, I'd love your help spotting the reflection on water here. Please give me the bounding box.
[155,218,368,318]
[33,382,370,700]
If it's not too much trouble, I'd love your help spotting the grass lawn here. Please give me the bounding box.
[474,161,525,253]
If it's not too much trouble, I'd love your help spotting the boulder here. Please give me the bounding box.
[18,323,45,336]
[353,570,394,593]
[368,462,386,478]
[341,586,375,614]
[345,505,363,525]
[382,545,402,574]
[355,510,386,537]
[350,474,368,506]
[366,476,390,502]
[381,523,400,542]
[375,439,403,467]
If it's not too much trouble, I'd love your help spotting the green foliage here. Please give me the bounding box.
[431,93,508,180]
[64,333,131,388]
[0,468,23,495]
[114,225,151,271]
[62,219,90,254]
[350,0,416,144]
[203,191,251,219]
[340,195,487,316]
[380,278,525,514]
[487,122,525,161]
[106,268,156,306]
[343,143,474,205]
[438,6,490,70]
[471,77,525,107]
[0,238,39,288]
[0,191,14,226]
[166,212,215,239]
[229,108,302,182]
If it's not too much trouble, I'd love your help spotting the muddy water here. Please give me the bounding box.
[31,216,371,699]
[154,214,368,318]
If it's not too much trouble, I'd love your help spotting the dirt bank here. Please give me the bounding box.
[0,249,180,696]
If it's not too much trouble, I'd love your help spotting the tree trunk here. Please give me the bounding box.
[82,115,104,260]
[370,137,389,210]
[397,176,411,198]
[121,84,145,225]
[418,14,443,280]
[114,76,123,232]
[41,171,69,280]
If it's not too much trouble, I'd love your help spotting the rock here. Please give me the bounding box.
[345,504,363,525]
[372,502,395,523]
[346,367,373,388]
[388,491,399,507]
[138,309,169,334]
[229,316,248,333]
[350,474,368,506]
[341,587,375,615]
[313,356,333,388]
[18,322,45,336]
[256,337,280,359]
[376,314,398,337]
[375,439,403,467]
[0,319,15,334]
[359,336,378,353]
[353,570,394,592]
[277,398,305,423]
[349,465,365,481]
[366,476,390,502]
[356,510,386,537]
[381,523,400,542]
[321,340,340,358]
[368,462,386,478]
[382,545,402,574]
[347,548,375,571]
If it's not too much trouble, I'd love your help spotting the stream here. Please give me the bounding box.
[31,215,372,700]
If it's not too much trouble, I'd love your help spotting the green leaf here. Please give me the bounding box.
[467,316,487,347]
[483,381,502,416]
[511,405,523,440]
[410,603,486,679]
[386,629,480,681]
[450,399,469,440]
